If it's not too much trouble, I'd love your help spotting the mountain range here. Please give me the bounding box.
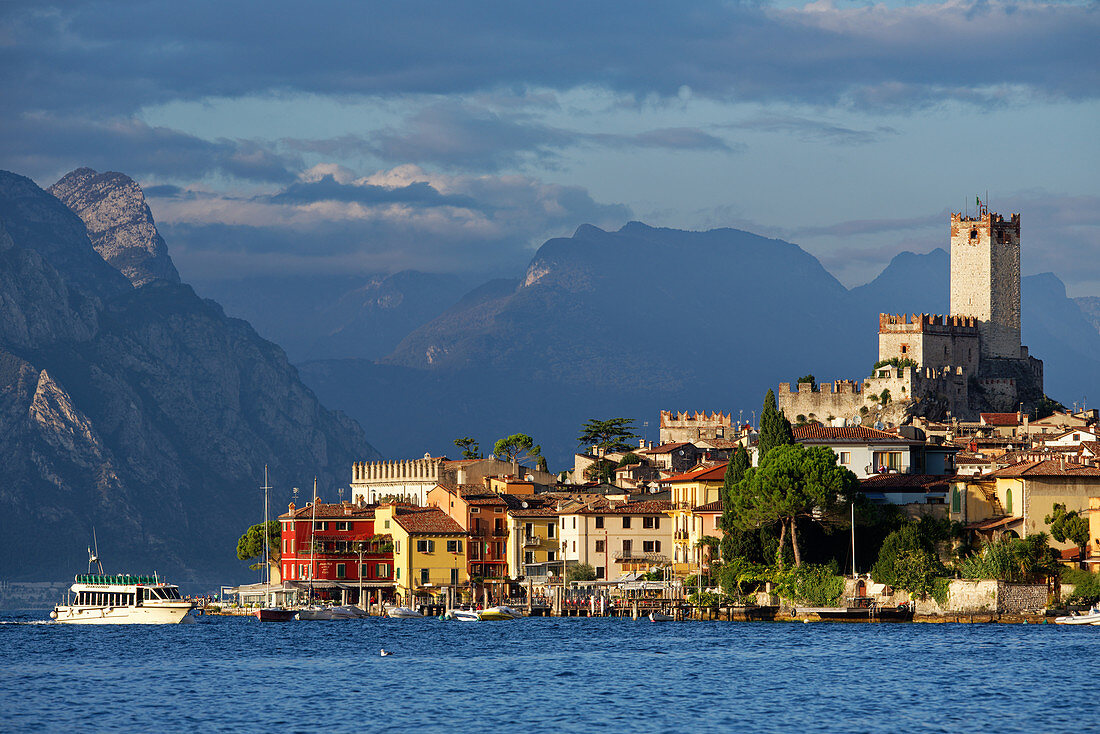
[0,169,377,585]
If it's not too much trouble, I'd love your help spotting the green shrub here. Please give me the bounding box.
[1063,568,1100,605]
[931,577,951,607]
[771,564,845,607]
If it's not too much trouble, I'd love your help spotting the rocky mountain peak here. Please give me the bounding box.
[49,168,181,288]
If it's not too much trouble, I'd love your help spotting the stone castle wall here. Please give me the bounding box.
[877,314,980,377]
[659,410,733,443]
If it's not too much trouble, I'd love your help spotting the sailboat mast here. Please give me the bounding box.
[261,465,273,588]
[850,502,856,577]
[308,477,318,600]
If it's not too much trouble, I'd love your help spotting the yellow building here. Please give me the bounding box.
[506,504,561,579]
[1088,496,1100,573]
[661,463,727,574]
[374,504,468,603]
[950,459,1100,550]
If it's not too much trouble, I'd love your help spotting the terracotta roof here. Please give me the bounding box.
[278,502,376,520]
[987,459,1100,478]
[640,442,694,454]
[662,463,730,483]
[508,506,561,518]
[464,495,508,506]
[572,499,672,515]
[955,452,992,465]
[792,424,912,443]
[693,500,723,513]
[981,413,1020,426]
[860,474,950,492]
[1080,441,1100,455]
[392,507,466,534]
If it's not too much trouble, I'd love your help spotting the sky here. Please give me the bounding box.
[2,0,1097,294]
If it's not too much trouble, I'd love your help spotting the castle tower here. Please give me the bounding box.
[950,208,1021,360]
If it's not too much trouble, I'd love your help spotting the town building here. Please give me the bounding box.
[374,504,468,604]
[790,424,957,478]
[660,463,728,571]
[558,499,672,581]
[505,500,561,581]
[949,459,1100,550]
[277,501,395,604]
[638,442,703,474]
[351,455,554,505]
[659,410,735,444]
[427,485,510,586]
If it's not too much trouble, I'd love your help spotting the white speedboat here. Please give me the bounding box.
[649,611,675,622]
[448,609,480,622]
[51,573,194,625]
[1054,605,1100,625]
[297,605,337,621]
[385,606,421,618]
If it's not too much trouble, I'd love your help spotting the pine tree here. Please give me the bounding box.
[757,388,793,462]
[720,445,751,563]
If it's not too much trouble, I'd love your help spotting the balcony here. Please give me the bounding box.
[522,534,542,547]
[614,551,668,564]
[673,530,690,543]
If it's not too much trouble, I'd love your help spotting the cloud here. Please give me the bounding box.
[284,103,737,172]
[727,116,898,145]
[148,165,631,279]
[3,0,1094,124]
[0,113,299,184]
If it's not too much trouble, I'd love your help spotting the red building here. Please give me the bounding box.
[278,501,395,603]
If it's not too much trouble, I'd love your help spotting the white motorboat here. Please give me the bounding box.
[649,611,675,622]
[1054,605,1100,625]
[331,604,368,618]
[385,606,422,618]
[297,605,337,621]
[448,609,480,622]
[51,573,194,625]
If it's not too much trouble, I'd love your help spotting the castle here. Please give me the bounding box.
[778,207,1044,425]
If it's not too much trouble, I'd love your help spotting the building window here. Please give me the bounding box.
[643,516,659,529]
[900,344,908,354]
[313,521,327,531]
[450,568,459,585]
[416,539,436,553]
[360,563,368,579]
[420,568,430,585]
[622,517,631,529]
[299,564,309,579]
[1005,488,1013,515]
[643,540,656,553]
[336,521,350,531]
[384,520,390,529]
[839,452,850,464]
[622,539,632,554]
[873,451,903,472]
[951,488,961,514]
[572,517,576,529]
[446,539,463,553]
[595,516,604,529]
[572,540,576,552]
[595,540,605,553]
[596,566,605,579]
[548,522,555,538]
[378,563,389,578]
[336,563,346,579]
[525,522,533,536]
[395,567,400,579]
[547,551,556,562]
[394,540,400,553]
[470,507,480,514]
[524,551,534,564]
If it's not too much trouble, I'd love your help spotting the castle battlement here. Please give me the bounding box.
[951,212,1020,228]
[778,380,861,396]
[878,313,979,334]
[659,410,732,427]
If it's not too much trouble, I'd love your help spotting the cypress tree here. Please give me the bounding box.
[757,388,793,462]
[720,445,751,563]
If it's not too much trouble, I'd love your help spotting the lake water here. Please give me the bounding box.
[2,611,1097,732]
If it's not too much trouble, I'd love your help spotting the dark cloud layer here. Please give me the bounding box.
[3,0,1095,121]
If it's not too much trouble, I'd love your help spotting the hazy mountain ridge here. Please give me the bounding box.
[0,169,378,584]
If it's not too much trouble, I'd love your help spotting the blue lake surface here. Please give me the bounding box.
[2,611,1098,733]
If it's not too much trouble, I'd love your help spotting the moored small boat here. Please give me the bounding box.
[386,606,422,618]
[448,609,480,622]
[255,607,297,622]
[478,605,520,621]
[1054,605,1100,625]
[649,611,675,622]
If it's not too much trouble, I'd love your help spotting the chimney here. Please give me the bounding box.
[289,502,296,512]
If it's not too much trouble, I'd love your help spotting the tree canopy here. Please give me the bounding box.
[567,563,597,582]
[1045,503,1090,555]
[453,436,482,460]
[729,444,860,566]
[757,389,793,462]
[494,433,543,473]
[236,521,281,570]
[577,417,639,454]
[720,445,751,563]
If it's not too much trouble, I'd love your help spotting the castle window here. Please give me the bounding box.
[900,344,908,354]
[970,228,978,240]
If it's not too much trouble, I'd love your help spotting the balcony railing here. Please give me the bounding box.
[674,530,689,541]
[522,535,542,547]
[614,551,669,563]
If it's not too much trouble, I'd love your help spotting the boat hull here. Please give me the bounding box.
[386,606,422,618]
[255,608,297,622]
[478,606,520,621]
[52,603,193,625]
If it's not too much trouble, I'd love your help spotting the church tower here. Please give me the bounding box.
[950,206,1021,360]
